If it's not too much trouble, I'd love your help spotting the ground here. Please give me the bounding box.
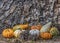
[0,34,60,43]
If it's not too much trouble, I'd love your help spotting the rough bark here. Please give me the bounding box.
[0,0,59,33]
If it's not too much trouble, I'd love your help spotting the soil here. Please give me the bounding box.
[0,34,60,43]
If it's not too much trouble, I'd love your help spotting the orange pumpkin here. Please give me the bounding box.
[31,25,42,30]
[37,25,42,30]
[40,32,52,39]
[31,26,36,29]
[2,29,14,38]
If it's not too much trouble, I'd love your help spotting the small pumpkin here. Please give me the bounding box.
[31,26,36,30]
[40,22,51,33]
[40,32,52,39]
[29,29,40,36]
[2,29,14,38]
[31,25,42,30]
[14,30,22,38]
[37,25,42,30]
[50,27,59,36]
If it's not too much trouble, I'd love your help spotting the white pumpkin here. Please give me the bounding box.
[14,30,22,38]
[29,29,40,36]
[40,22,52,33]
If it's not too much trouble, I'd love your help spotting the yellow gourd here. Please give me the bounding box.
[13,24,29,31]
[50,27,59,36]
[13,25,21,31]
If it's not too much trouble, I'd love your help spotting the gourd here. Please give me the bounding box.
[2,29,14,38]
[50,27,59,36]
[13,24,29,31]
[31,25,42,30]
[20,24,29,30]
[29,29,40,36]
[13,25,21,31]
[40,22,52,33]
[40,32,52,39]
[14,30,22,38]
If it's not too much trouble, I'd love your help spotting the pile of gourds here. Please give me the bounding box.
[2,22,59,40]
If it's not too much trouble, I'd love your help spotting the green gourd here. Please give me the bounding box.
[40,22,52,33]
[50,27,59,36]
